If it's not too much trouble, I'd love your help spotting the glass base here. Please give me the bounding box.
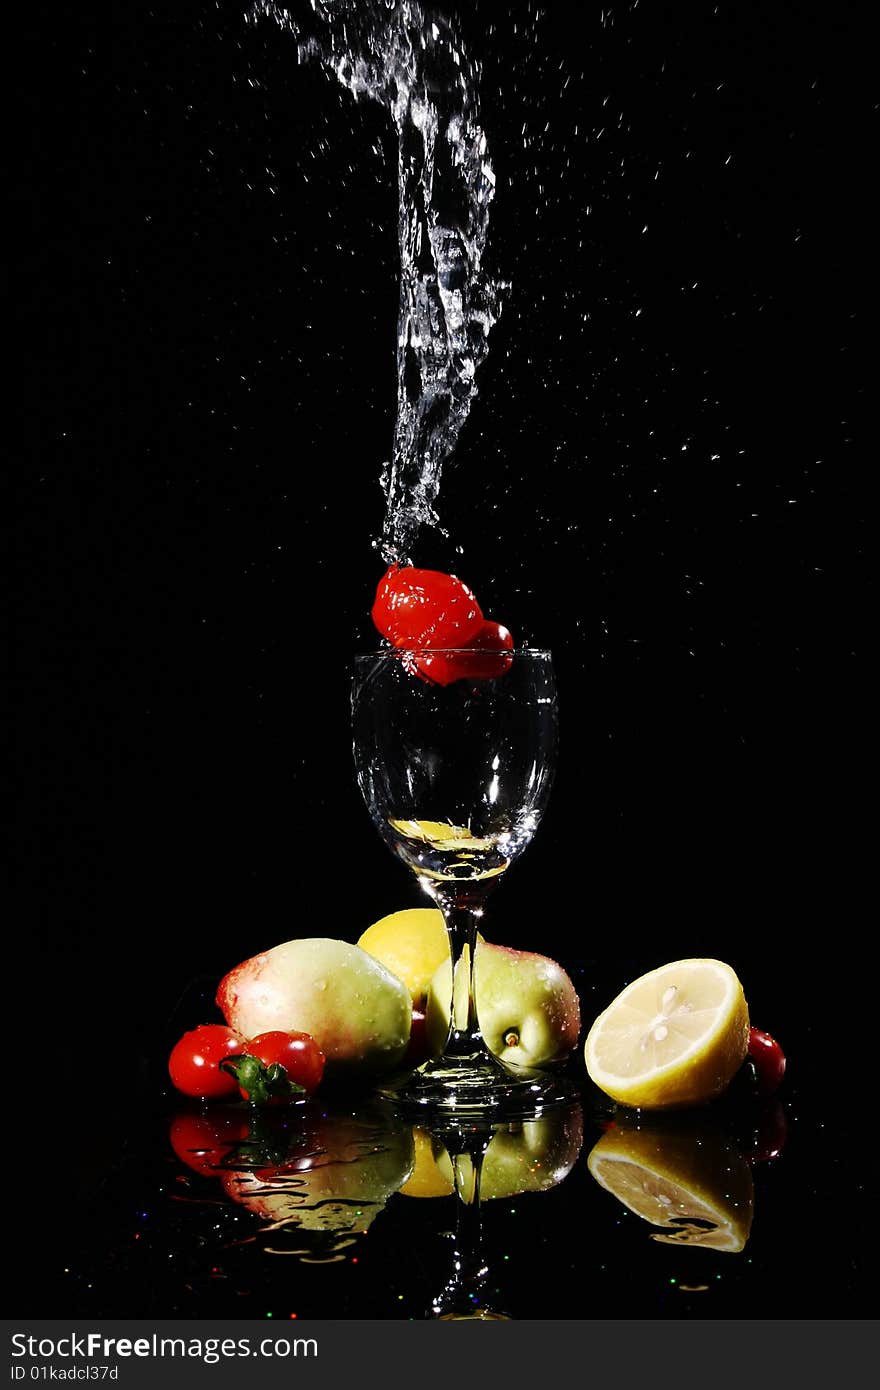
[374,1050,581,1120]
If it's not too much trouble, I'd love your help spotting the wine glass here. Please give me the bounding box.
[351,645,578,1117]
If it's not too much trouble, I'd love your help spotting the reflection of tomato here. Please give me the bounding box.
[168,1024,246,1099]
[746,1099,789,1165]
[169,1109,251,1176]
[372,565,483,649]
[411,620,514,686]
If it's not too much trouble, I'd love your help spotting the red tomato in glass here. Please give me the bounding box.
[169,1109,252,1176]
[231,1031,326,1102]
[412,619,514,686]
[748,1027,787,1094]
[372,565,484,649]
[168,1024,247,1099]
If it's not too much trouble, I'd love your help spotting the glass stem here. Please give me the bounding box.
[434,890,492,1063]
[431,1129,492,1318]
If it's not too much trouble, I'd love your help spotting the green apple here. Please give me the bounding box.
[425,940,581,1068]
[216,936,412,1076]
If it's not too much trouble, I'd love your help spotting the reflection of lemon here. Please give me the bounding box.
[358,908,450,1007]
[399,1128,455,1198]
[389,818,494,851]
[436,1313,512,1321]
[588,1122,754,1252]
[584,959,750,1109]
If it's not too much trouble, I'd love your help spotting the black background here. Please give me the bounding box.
[13,0,872,1317]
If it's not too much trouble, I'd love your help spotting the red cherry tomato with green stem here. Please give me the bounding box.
[221,1031,326,1105]
[168,1024,247,1100]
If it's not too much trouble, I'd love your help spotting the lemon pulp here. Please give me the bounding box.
[584,958,750,1110]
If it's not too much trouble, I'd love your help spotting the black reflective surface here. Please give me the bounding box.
[15,962,871,1321]
[15,0,870,1323]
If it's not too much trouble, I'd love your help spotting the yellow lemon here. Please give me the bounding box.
[587,1120,754,1252]
[584,958,750,1109]
[357,907,450,1008]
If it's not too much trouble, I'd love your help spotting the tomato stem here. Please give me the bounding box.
[220,1054,306,1106]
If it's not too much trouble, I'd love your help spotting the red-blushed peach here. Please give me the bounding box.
[216,937,412,1077]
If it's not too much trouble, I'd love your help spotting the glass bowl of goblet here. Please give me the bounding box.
[351,644,578,1118]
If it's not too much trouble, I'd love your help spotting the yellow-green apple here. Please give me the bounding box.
[425,940,581,1068]
[216,936,411,1077]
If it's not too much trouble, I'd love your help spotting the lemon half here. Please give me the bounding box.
[584,958,750,1110]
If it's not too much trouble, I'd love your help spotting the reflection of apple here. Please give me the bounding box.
[220,1106,415,1247]
[426,941,581,1067]
[587,1116,754,1253]
[401,1102,584,1202]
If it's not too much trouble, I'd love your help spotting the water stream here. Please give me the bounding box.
[249,0,507,563]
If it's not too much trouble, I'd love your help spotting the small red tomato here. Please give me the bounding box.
[372,565,484,649]
[169,1109,252,1176]
[168,1024,247,1099]
[412,619,514,686]
[748,1027,787,1094]
[404,1008,430,1067]
[222,1030,326,1104]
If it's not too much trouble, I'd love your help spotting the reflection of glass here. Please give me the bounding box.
[170,1102,415,1263]
[411,1102,584,1319]
[587,1117,754,1252]
[351,647,578,1117]
[430,1124,504,1320]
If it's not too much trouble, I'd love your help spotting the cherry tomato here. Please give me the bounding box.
[372,565,484,649]
[747,1027,787,1094]
[403,1007,430,1067]
[223,1030,326,1104]
[168,1024,247,1099]
[169,1108,252,1176]
[411,619,514,686]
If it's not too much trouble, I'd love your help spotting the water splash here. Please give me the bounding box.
[249,0,508,563]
